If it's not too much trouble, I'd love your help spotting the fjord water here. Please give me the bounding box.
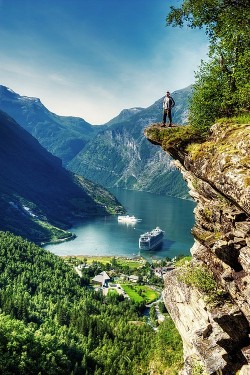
[45,189,196,260]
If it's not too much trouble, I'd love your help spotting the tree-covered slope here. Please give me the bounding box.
[68,86,192,198]
[0,110,123,243]
[0,231,183,375]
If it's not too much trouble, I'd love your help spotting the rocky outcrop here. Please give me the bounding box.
[145,121,250,374]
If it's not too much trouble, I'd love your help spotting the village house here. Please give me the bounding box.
[92,271,110,287]
[129,275,139,283]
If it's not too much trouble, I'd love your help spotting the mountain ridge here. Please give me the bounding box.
[0,109,123,243]
[0,85,100,165]
[68,86,193,198]
[0,84,193,198]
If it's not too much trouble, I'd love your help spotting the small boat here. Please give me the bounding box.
[139,227,164,250]
[118,215,142,223]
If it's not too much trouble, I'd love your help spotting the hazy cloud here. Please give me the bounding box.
[0,0,209,124]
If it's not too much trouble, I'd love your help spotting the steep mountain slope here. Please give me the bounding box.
[0,110,123,243]
[145,120,250,374]
[0,85,101,165]
[68,86,192,198]
[0,84,192,198]
[104,107,144,126]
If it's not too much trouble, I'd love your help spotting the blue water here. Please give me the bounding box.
[45,189,196,261]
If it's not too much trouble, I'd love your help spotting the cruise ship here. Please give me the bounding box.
[118,215,141,223]
[139,227,164,250]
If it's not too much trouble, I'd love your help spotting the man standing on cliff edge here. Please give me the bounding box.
[162,91,175,127]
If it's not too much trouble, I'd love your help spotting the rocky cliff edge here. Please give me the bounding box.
[145,121,250,375]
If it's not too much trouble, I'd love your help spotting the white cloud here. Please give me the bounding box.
[0,24,209,124]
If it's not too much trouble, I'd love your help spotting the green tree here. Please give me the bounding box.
[150,306,158,326]
[167,0,250,131]
[158,301,167,314]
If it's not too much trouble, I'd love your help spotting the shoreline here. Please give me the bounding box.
[41,233,76,247]
[60,254,144,260]
[60,254,146,264]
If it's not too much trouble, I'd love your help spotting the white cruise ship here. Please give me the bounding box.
[139,227,164,250]
[118,215,142,223]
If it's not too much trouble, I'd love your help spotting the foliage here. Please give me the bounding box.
[178,262,226,304]
[166,0,250,132]
[36,220,75,242]
[76,176,125,215]
[180,262,217,294]
[150,305,158,326]
[149,318,183,374]
[158,301,167,314]
[146,124,207,152]
[71,255,164,288]
[121,284,160,304]
[188,57,250,132]
[174,255,192,267]
[191,361,207,375]
[0,231,183,374]
[216,114,250,125]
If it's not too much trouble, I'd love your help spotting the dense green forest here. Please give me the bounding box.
[0,231,182,374]
[2,2,249,374]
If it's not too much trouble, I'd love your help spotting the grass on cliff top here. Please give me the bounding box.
[146,124,206,152]
[146,114,250,153]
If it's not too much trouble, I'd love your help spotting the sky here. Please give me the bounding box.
[0,0,209,124]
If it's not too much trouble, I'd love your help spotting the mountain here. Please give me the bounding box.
[0,84,192,198]
[0,110,123,243]
[0,85,102,165]
[68,86,193,198]
[104,107,144,126]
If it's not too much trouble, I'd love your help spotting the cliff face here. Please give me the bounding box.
[145,121,250,374]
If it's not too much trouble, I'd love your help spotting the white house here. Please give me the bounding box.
[92,271,110,287]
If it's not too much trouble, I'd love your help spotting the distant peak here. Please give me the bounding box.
[0,85,19,96]
[0,85,41,104]
[120,107,144,115]
[22,96,41,103]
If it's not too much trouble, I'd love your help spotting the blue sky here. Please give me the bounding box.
[0,0,208,124]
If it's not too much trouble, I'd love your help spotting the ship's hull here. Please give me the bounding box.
[139,227,164,251]
[118,215,141,223]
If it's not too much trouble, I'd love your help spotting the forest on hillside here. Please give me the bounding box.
[1,2,249,374]
[0,232,183,375]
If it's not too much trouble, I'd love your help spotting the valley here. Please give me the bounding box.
[0,84,192,199]
[0,0,249,372]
